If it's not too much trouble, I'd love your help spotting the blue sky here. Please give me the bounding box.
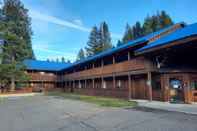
[18,0,197,61]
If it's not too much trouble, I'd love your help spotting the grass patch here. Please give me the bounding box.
[46,91,137,108]
[0,97,6,104]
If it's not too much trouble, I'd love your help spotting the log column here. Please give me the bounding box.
[147,72,153,101]
[183,74,191,103]
[102,77,104,88]
[128,52,131,60]
[73,80,75,89]
[92,78,95,89]
[128,73,131,100]
[85,79,87,88]
[113,75,116,88]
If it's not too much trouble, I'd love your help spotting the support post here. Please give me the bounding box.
[92,62,94,69]
[113,74,116,89]
[63,81,66,92]
[79,80,81,88]
[128,73,131,100]
[113,56,115,64]
[132,77,135,98]
[147,72,153,101]
[101,59,104,67]
[92,78,95,88]
[102,77,104,88]
[128,52,130,60]
[73,80,75,89]
[85,79,87,88]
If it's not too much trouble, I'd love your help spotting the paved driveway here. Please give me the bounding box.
[0,95,197,131]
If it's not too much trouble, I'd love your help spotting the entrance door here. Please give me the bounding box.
[133,76,147,99]
[169,78,184,103]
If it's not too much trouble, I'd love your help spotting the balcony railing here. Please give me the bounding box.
[65,56,146,80]
[29,73,57,81]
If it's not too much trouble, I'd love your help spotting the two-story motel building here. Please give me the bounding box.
[24,22,197,103]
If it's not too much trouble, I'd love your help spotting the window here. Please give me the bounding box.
[191,80,197,90]
[170,79,182,89]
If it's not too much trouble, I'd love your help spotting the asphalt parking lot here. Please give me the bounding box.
[0,95,197,131]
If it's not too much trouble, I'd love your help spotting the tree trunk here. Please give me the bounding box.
[10,77,15,92]
[10,56,15,92]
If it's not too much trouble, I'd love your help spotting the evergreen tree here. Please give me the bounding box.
[0,0,34,91]
[76,48,85,61]
[122,24,134,44]
[61,57,65,63]
[143,15,154,35]
[2,0,35,59]
[46,58,50,62]
[0,21,29,91]
[116,40,122,47]
[99,21,113,51]
[85,26,101,56]
[160,10,173,28]
[121,11,174,45]
[133,21,143,39]
[56,58,59,63]
[67,60,71,63]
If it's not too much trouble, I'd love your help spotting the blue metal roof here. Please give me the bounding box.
[136,22,197,54]
[61,23,181,71]
[23,59,71,72]
[23,22,190,72]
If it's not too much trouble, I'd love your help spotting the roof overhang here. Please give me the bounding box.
[135,35,197,55]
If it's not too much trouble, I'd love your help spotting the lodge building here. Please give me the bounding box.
[24,22,197,104]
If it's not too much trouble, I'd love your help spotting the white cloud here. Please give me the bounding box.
[33,44,76,62]
[29,10,122,39]
[73,19,83,26]
[29,10,90,32]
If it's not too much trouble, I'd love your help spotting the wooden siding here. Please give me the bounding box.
[191,90,197,102]
[152,90,163,101]
[64,78,129,99]
[131,75,149,100]
[28,72,57,81]
[65,56,146,80]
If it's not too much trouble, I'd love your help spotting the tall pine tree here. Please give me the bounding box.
[85,26,101,56]
[160,10,174,28]
[143,15,154,35]
[133,21,143,39]
[120,11,174,46]
[76,48,85,61]
[99,21,113,51]
[3,0,35,60]
[122,24,133,43]
[116,40,122,47]
[0,21,29,91]
[0,0,33,91]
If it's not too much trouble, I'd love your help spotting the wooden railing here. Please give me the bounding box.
[28,73,57,81]
[65,57,146,79]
